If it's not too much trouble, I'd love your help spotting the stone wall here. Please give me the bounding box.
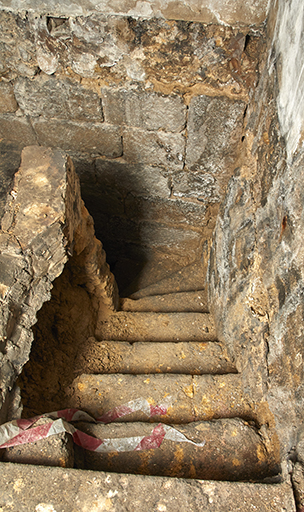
[0,146,117,424]
[209,0,304,458]
[0,10,264,280]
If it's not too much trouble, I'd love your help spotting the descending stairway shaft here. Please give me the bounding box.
[64,274,280,481]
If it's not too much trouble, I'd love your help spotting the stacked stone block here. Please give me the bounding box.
[0,12,251,275]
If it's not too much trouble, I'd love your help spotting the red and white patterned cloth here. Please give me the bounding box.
[0,398,205,453]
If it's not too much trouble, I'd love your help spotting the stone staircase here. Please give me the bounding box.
[0,260,296,511]
[63,261,280,483]
[0,145,297,510]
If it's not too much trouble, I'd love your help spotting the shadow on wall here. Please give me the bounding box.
[73,156,207,295]
[73,157,152,294]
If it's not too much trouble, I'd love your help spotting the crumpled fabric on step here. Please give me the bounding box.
[0,399,205,453]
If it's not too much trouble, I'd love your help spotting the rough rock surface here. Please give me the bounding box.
[0,146,117,423]
[208,0,304,461]
[0,141,22,218]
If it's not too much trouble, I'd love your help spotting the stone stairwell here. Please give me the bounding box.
[0,147,296,510]
[61,262,281,483]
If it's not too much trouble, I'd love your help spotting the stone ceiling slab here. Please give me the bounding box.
[0,0,269,25]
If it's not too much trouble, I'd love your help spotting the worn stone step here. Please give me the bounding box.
[0,463,296,511]
[66,374,251,424]
[73,418,280,481]
[129,260,207,299]
[120,290,208,313]
[96,311,216,342]
[74,339,237,375]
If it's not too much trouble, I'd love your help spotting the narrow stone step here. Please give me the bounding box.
[121,290,208,313]
[96,312,216,342]
[0,463,295,512]
[74,339,237,375]
[66,374,251,424]
[73,418,280,481]
[130,261,207,299]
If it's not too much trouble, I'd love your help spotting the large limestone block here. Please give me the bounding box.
[123,127,185,171]
[0,463,295,512]
[33,119,122,157]
[124,195,208,229]
[185,96,245,171]
[14,76,104,121]
[0,115,37,146]
[96,311,216,342]
[73,339,235,375]
[3,417,74,468]
[66,373,250,424]
[102,87,186,133]
[173,95,245,203]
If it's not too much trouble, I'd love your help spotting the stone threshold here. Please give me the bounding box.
[0,462,296,512]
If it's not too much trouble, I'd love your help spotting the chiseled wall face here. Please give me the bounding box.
[208,0,304,457]
[272,0,304,160]
[0,0,269,25]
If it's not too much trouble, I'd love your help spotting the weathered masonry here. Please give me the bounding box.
[0,0,304,510]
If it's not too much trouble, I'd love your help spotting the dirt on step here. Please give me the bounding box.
[73,339,236,375]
